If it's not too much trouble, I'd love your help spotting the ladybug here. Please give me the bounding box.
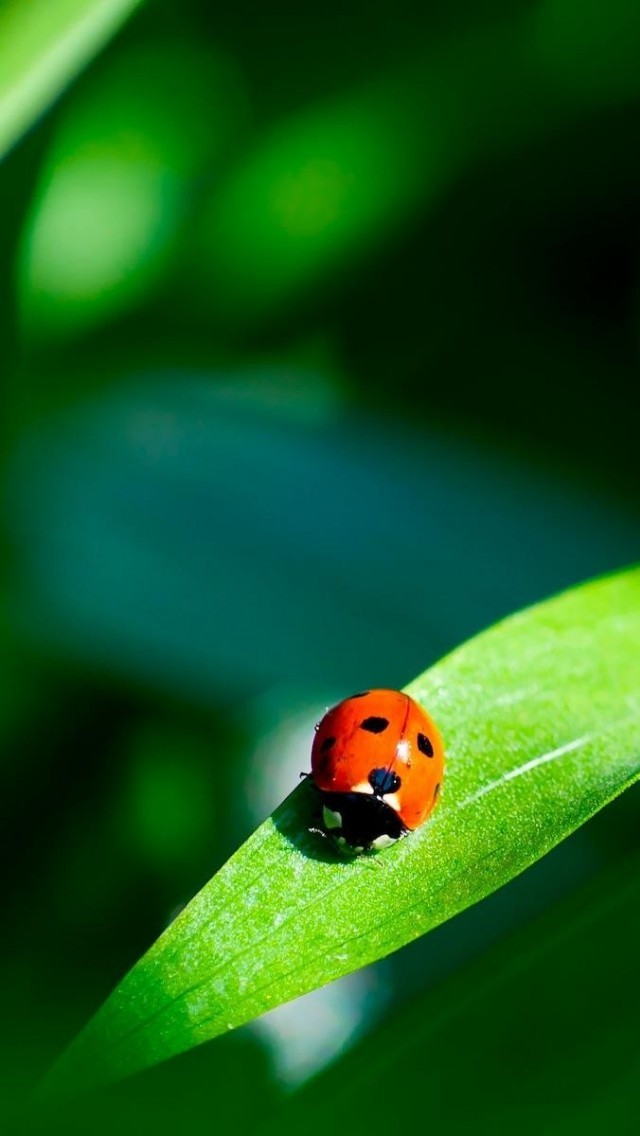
[310,689,444,852]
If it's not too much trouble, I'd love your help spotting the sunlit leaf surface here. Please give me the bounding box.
[270,844,640,1136]
[47,567,640,1091]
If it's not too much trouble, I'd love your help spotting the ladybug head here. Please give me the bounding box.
[318,790,407,853]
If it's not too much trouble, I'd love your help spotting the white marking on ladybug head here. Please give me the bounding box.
[381,792,401,813]
[370,833,399,851]
[322,806,343,831]
[350,780,374,795]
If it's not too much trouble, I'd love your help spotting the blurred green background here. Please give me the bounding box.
[3,1,640,1132]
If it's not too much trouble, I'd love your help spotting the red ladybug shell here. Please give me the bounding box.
[311,689,444,834]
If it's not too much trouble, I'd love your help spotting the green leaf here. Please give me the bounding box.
[270,839,640,1136]
[0,0,145,163]
[46,567,640,1091]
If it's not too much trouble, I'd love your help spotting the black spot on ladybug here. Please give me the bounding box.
[417,732,434,757]
[369,767,401,795]
[434,782,441,799]
[320,736,336,752]
[316,752,331,774]
[350,691,370,699]
[360,716,389,733]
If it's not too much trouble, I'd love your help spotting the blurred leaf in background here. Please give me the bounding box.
[0,0,145,162]
[19,36,248,340]
[1,0,640,1133]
